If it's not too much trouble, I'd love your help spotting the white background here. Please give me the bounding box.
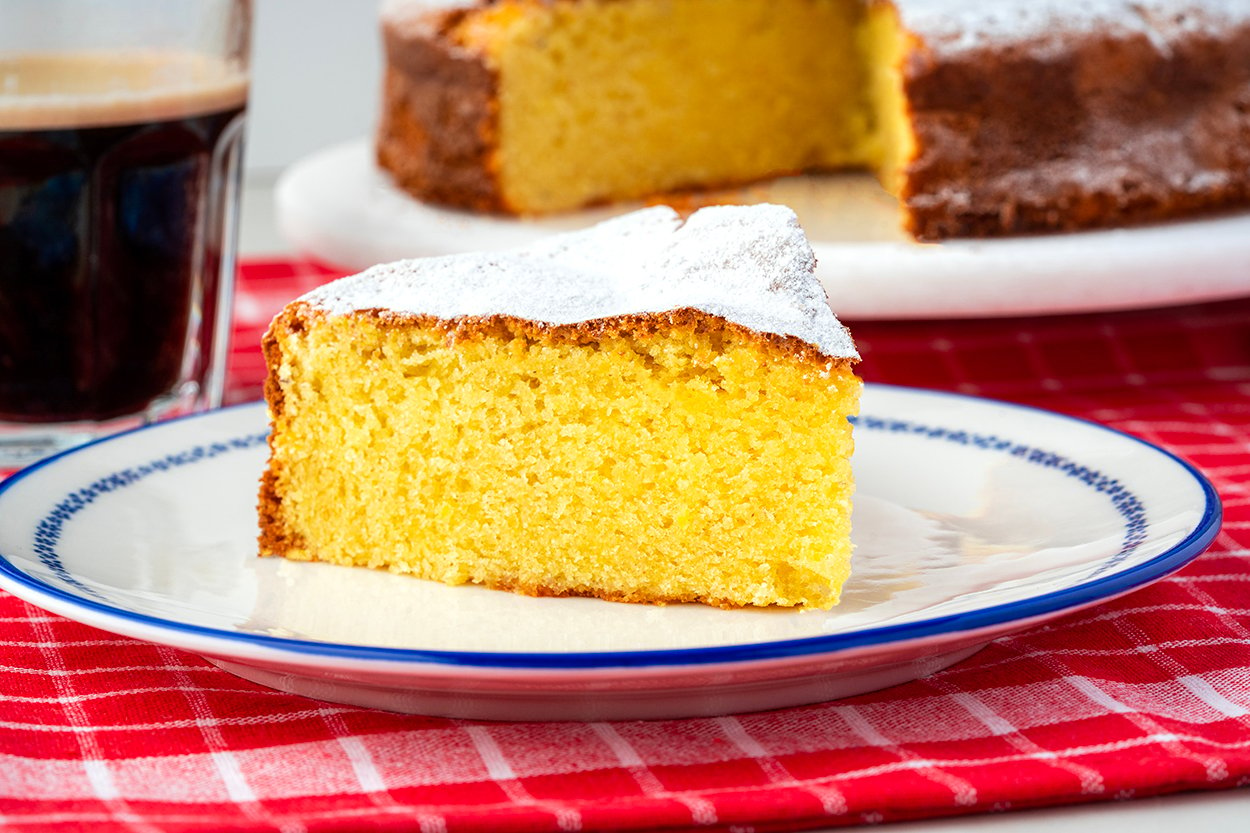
[248,0,381,175]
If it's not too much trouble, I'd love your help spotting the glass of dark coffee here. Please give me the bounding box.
[0,0,250,468]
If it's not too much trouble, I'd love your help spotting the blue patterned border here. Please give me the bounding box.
[851,415,1148,574]
[32,433,270,601]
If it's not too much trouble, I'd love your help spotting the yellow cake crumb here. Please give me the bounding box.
[258,205,860,609]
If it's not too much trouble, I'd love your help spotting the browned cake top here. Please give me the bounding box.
[298,204,859,362]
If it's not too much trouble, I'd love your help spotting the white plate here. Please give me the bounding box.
[276,140,1250,320]
[0,386,1219,721]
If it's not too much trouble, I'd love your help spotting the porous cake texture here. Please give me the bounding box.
[258,204,860,609]
[378,0,1250,240]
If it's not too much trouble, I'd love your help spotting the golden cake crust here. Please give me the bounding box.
[376,0,1250,240]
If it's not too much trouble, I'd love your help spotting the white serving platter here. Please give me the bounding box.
[275,140,1250,320]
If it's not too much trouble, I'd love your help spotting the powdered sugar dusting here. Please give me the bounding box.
[383,0,1244,56]
[898,0,1244,56]
[303,204,858,360]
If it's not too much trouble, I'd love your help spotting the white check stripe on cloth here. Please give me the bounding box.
[1107,619,1237,781]
[590,722,719,825]
[0,685,294,705]
[320,712,455,833]
[1064,676,1135,714]
[334,734,387,793]
[1177,573,1250,645]
[28,617,162,833]
[0,707,356,731]
[716,716,849,815]
[1178,676,1250,719]
[155,646,307,833]
[1000,634,1233,783]
[0,662,257,676]
[833,704,979,807]
[930,682,1106,795]
[0,638,138,648]
[465,726,584,831]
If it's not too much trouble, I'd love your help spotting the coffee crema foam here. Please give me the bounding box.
[0,50,248,130]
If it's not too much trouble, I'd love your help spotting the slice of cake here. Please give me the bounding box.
[377,0,1250,240]
[258,204,860,609]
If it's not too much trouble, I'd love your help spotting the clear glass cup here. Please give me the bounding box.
[0,0,251,468]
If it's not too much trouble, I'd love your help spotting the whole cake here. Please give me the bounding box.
[377,0,1250,240]
[258,204,860,609]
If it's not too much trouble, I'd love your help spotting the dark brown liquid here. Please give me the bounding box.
[0,102,245,422]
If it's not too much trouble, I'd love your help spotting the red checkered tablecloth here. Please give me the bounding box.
[2,258,1249,832]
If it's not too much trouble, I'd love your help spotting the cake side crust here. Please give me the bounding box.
[258,320,309,563]
[898,12,1250,239]
[377,6,510,212]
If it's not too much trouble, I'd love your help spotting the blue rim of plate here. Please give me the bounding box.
[0,385,1223,670]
